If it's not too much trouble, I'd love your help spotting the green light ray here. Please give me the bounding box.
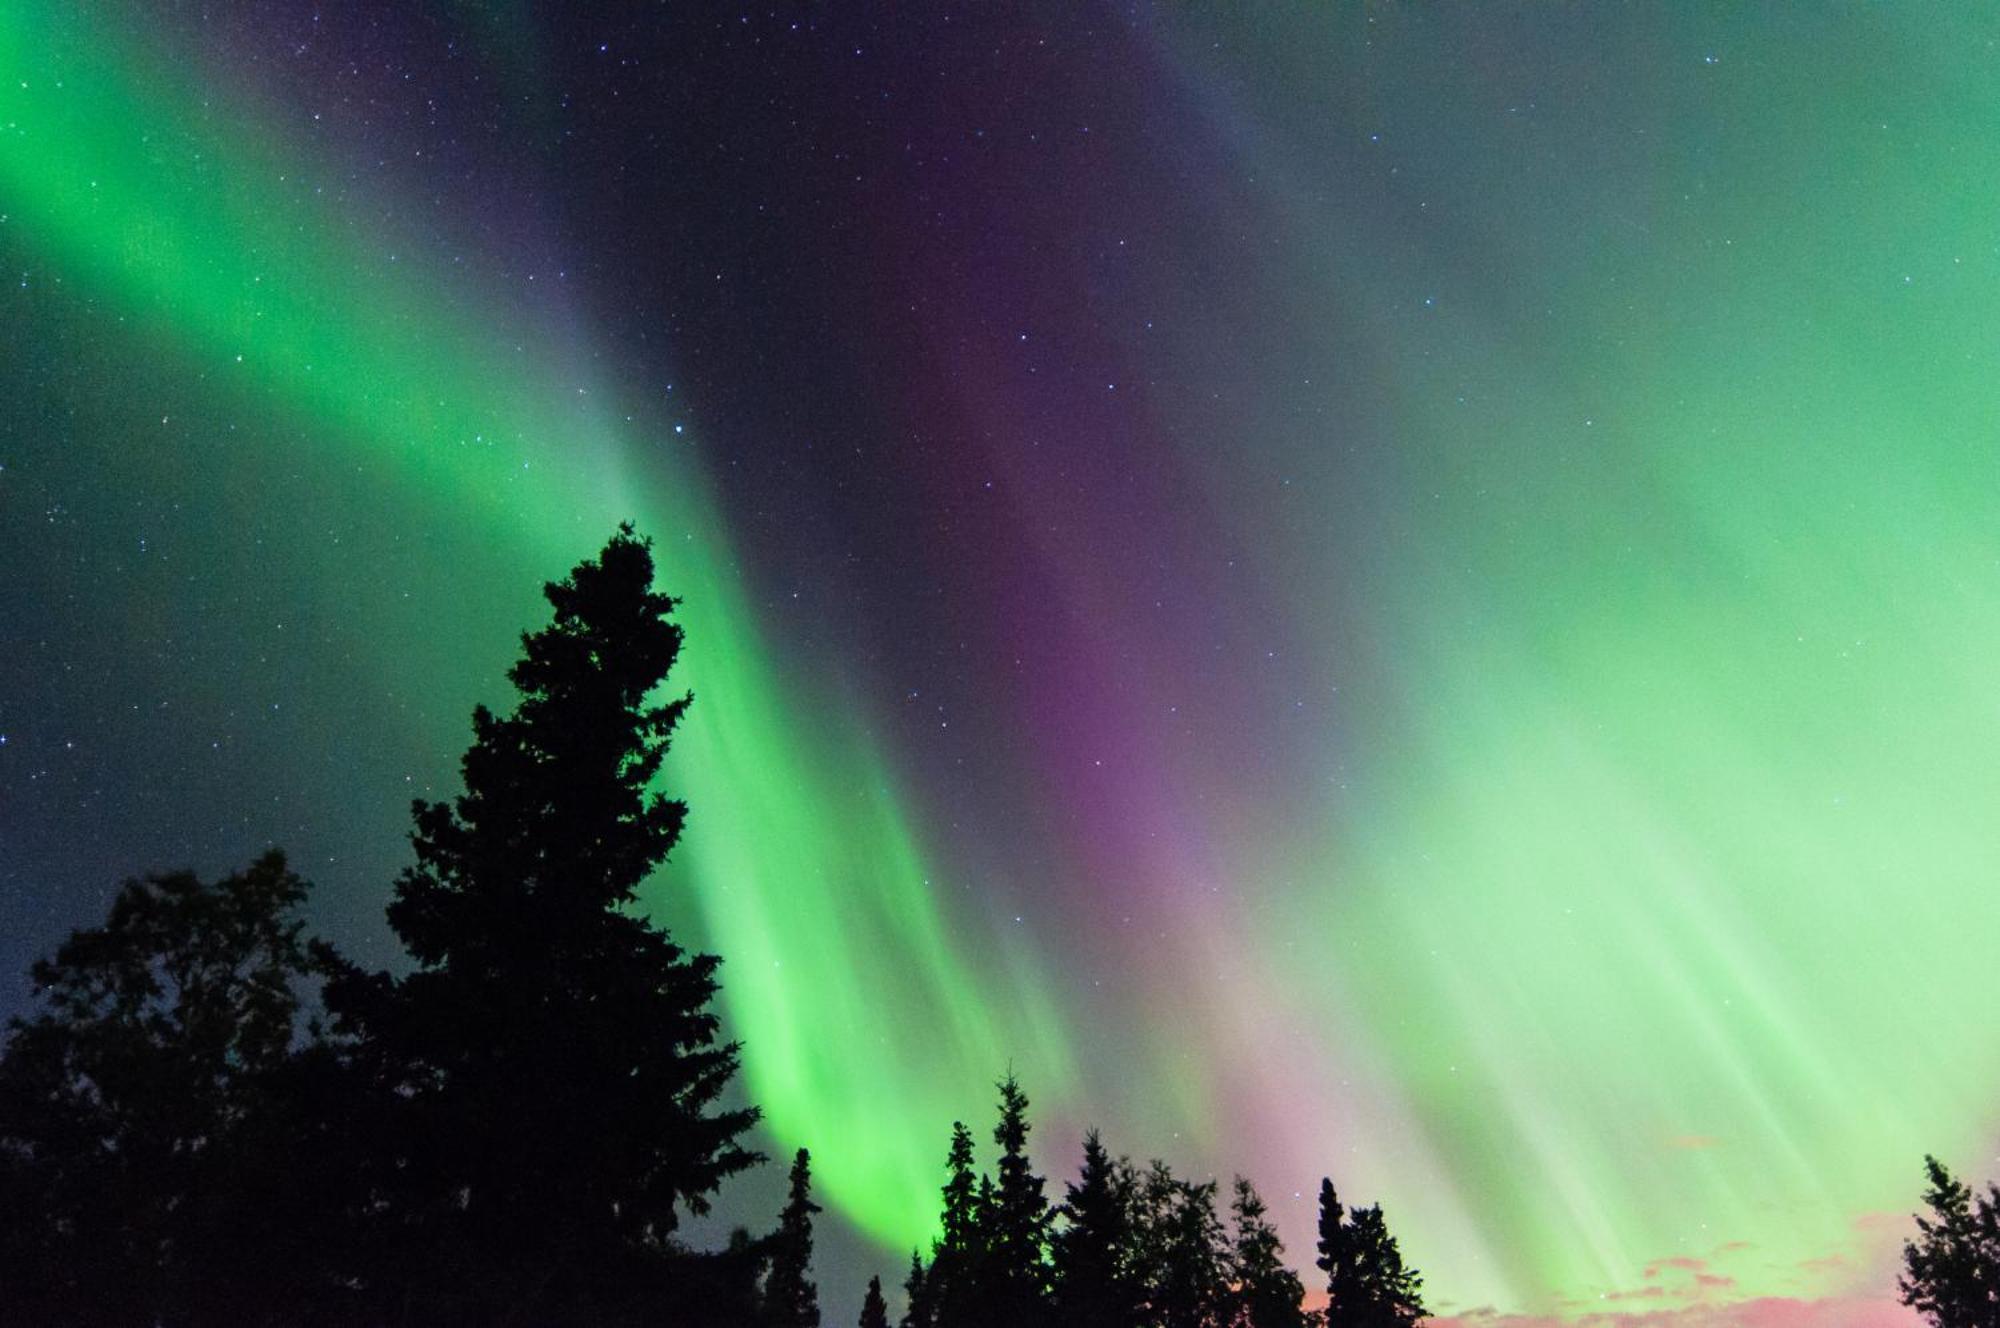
[1161,4,2000,1312]
[0,1,1070,1250]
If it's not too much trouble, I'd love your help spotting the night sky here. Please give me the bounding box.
[4,4,1996,1324]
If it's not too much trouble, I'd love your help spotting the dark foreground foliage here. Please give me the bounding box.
[887,1072,1421,1328]
[1902,1154,2000,1328]
[0,527,1425,1328]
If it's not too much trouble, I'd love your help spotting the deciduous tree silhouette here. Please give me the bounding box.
[1901,1155,2000,1328]
[325,524,759,1321]
[765,1147,823,1327]
[0,853,341,1325]
[0,528,1436,1328]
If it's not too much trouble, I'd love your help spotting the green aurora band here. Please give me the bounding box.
[0,1,1074,1249]
[1158,6,2000,1312]
[12,3,2000,1321]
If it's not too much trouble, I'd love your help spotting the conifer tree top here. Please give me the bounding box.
[344,525,757,1275]
[390,523,695,964]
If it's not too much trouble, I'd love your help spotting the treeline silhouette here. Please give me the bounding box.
[890,1077,1421,1328]
[0,527,1425,1327]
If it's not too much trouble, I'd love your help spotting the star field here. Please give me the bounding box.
[5,6,1999,1324]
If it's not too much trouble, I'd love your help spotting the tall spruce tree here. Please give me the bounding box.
[859,1275,892,1328]
[930,1121,985,1326]
[966,1173,999,1325]
[901,1250,935,1328]
[1315,1179,1348,1318]
[986,1073,1054,1326]
[328,525,759,1318]
[765,1148,822,1327]
[1228,1177,1307,1328]
[1130,1160,1184,1320]
[1155,1177,1233,1328]
[1317,1179,1425,1328]
[1052,1130,1143,1328]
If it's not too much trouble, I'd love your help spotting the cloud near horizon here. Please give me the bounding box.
[1427,1294,1918,1328]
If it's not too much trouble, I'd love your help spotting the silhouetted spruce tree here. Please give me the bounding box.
[949,1172,998,1327]
[1155,1176,1233,1328]
[1900,1155,2000,1328]
[765,1148,823,1328]
[1052,1130,1144,1328]
[325,525,759,1321]
[985,1072,1054,1325]
[1127,1160,1181,1319]
[1316,1179,1425,1328]
[929,1120,985,1326]
[0,852,344,1327]
[902,1250,935,1328]
[1228,1177,1307,1328]
[860,1275,892,1328]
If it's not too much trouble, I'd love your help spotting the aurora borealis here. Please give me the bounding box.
[5,3,1999,1322]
